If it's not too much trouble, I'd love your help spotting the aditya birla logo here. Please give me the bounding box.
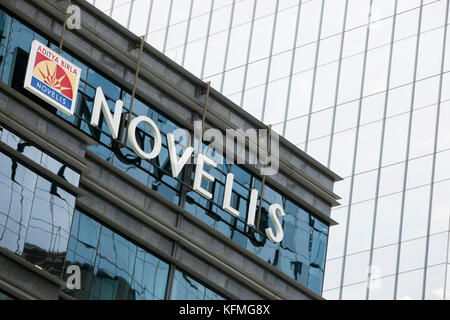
[24,40,81,116]
[34,52,74,98]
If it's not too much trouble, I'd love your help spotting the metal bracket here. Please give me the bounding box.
[123,35,146,145]
[58,0,72,55]
[255,124,272,230]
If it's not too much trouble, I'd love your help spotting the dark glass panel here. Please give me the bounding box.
[171,269,225,300]
[65,210,169,300]
[63,210,101,300]
[0,154,35,254]
[132,248,169,300]
[0,151,75,277]
[0,291,13,300]
[23,177,76,276]
[86,68,121,101]
[90,227,137,300]
[0,126,80,187]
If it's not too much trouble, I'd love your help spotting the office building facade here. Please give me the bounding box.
[92,0,450,299]
[0,0,340,300]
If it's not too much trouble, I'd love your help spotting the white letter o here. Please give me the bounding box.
[128,116,162,160]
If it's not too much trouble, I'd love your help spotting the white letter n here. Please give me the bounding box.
[90,87,123,139]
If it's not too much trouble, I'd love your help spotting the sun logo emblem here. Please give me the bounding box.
[34,60,74,99]
[37,62,70,92]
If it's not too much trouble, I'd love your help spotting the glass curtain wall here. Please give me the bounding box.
[90,0,450,299]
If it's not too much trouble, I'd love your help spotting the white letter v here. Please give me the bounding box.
[167,133,193,178]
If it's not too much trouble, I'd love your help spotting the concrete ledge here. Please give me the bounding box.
[0,140,82,196]
[0,82,93,173]
[0,247,65,300]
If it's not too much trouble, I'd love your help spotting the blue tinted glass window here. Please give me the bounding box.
[89,228,137,300]
[64,210,101,299]
[0,11,11,83]
[24,177,75,274]
[171,269,225,300]
[0,290,13,300]
[0,150,76,277]
[132,248,169,300]
[65,209,169,300]
[1,18,47,86]
[0,126,80,187]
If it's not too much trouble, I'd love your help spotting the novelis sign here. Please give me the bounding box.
[24,41,286,243]
[24,40,81,116]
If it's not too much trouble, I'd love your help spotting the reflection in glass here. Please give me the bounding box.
[368,275,395,300]
[0,126,80,187]
[64,209,169,300]
[0,291,13,300]
[425,264,446,300]
[371,243,398,279]
[341,281,367,300]
[396,269,424,300]
[399,237,426,273]
[171,269,225,300]
[0,151,76,277]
